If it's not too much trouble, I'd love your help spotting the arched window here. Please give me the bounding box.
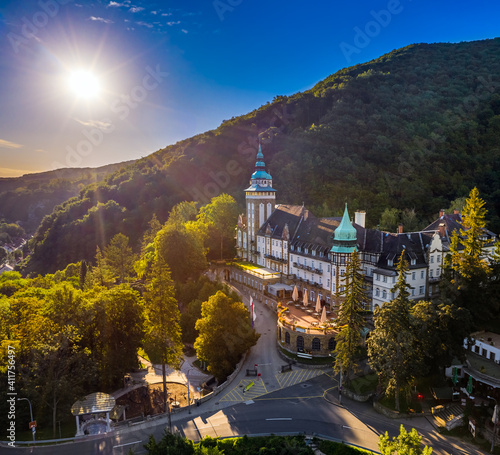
[382,290,387,299]
[297,336,304,352]
[285,332,290,344]
[328,338,336,351]
[312,338,321,351]
[375,288,380,297]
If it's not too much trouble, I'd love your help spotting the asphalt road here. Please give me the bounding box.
[7,375,482,455]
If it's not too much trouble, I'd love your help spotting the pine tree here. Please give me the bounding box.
[143,252,183,426]
[368,251,417,411]
[333,250,366,386]
[440,187,494,326]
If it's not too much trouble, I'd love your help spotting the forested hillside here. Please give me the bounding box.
[23,38,500,275]
[0,161,134,232]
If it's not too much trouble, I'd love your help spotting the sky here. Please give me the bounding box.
[0,0,499,178]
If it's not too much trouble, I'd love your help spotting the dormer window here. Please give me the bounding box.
[411,258,416,266]
[388,259,393,266]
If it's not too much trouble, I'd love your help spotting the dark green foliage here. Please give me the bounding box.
[316,439,373,455]
[19,39,500,275]
[143,433,320,455]
[144,431,195,455]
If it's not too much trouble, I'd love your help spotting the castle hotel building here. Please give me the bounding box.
[235,146,498,311]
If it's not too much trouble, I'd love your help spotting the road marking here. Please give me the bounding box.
[266,418,292,421]
[113,440,142,449]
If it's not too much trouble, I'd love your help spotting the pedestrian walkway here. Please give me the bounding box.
[220,378,269,402]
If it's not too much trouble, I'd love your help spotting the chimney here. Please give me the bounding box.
[354,210,366,228]
[398,223,403,234]
[454,208,460,215]
[439,209,445,218]
[438,222,446,238]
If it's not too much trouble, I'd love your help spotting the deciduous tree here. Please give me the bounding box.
[195,291,259,381]
[379,425,432,455]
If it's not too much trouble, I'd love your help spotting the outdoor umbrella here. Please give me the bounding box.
[292,285,298,302]
[320,305,327,324]
[467,375,474,395]
[303,289,309,306]
[315,295,321,313]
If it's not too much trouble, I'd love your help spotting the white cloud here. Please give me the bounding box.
[129,6,145,13]
[161,13,172,16]
[89,16,114,24]
[181,29,188,34]
[0,139,23,149]
[108,1,123,7]
[167,20,180,26]
[74,118,113,130]
[136,21,153,28]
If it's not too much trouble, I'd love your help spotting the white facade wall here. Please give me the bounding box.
[465,336,500,363]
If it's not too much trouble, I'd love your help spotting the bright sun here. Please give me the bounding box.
[67,70,100,99]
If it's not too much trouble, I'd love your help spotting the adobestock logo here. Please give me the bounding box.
[7,0,72,53]
[340,0,404,63]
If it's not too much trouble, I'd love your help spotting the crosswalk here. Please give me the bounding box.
[219,368,329,402]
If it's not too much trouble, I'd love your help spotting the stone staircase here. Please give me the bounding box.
[432,403,464,430]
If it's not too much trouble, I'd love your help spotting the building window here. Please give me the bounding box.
[421,270,424,279]
[430,256,434,263]
[388,259,393,266]
[383,275,387,283]
[382,290,387,299]
[482,348,488,358]
[328,338,336,351]
[475,345,480,354]
[375,288,380,297]
[491,352,496,362]
[437,255,441,262]
[412,272,416,280]
[419,285,424,294]
[411,289,415,296]
[312,338,321,351]
[285,332,290,344]
[437,268,440,276]
[327,265,331,273]
[297,336,304,352]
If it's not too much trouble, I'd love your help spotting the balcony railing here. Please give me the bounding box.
[265,253,287,263]
[292,262,323,275]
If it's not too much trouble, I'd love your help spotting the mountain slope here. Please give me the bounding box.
[0,161,135,231]
[23,38,500,275]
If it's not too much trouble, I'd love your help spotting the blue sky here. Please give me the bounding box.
[0,0,499,177]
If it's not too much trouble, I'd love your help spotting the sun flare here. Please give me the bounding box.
[67,70,100,99]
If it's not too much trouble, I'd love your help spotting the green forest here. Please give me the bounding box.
[0,161,133,233]
[8,37,500,276]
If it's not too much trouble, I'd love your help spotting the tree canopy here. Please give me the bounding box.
[195,291,259,381]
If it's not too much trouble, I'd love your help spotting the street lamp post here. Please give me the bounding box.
[186,367,193,414]
[488,395,498,453]
[17,398,35,442]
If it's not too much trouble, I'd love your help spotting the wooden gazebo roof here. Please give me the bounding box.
[71,392,116,416]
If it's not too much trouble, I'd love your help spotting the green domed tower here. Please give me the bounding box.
[330,204,358,309]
